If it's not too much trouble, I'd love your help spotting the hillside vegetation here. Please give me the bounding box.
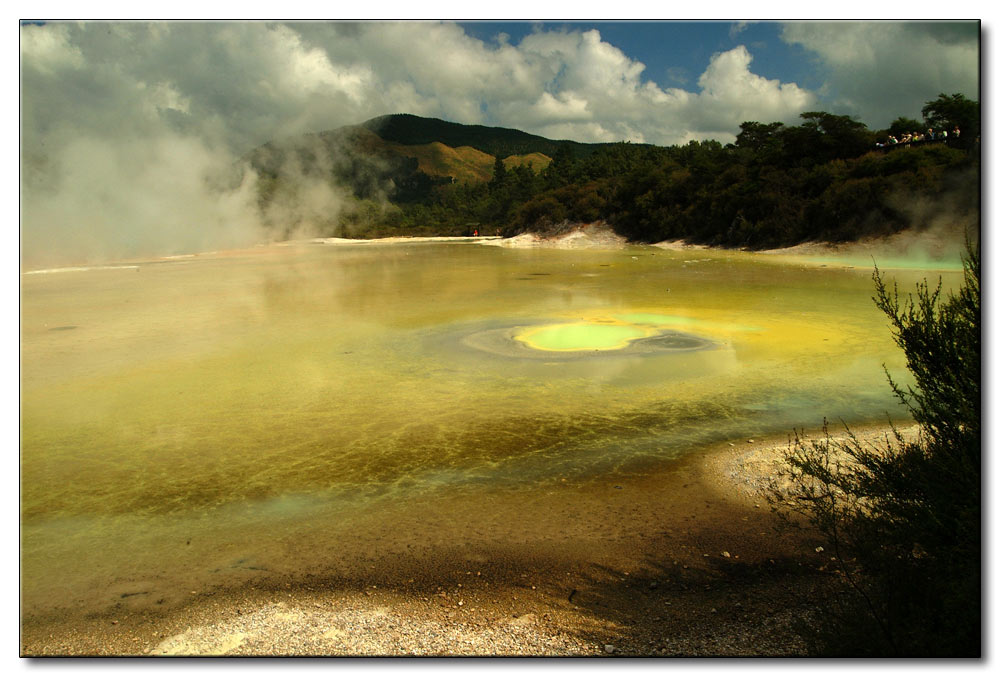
[246,94,979,247]
[504,152,552,173]
[387,141,496,184]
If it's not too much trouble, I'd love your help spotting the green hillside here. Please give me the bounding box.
[504,152,552,172]
[360,113,622,159]
[244,114,565,206]
[385,140,496,183]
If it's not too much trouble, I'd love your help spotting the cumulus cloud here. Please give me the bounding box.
[779,21,979,128]
[692,45,815,139]
[295,24,816,145]
[20,20,826,265]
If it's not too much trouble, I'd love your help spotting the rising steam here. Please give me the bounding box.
[22,132,260,266]
[19,22,363,268]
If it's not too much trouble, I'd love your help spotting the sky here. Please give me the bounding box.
[17,19,982,265]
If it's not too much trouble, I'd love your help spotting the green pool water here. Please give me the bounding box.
[20,241,958,622]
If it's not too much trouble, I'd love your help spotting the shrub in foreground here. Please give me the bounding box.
[768,242,980,656]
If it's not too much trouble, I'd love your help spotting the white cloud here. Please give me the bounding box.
[780,21,979,127]
[328,25,816,146]
[22,21,821,151]
[729,21,751,39]
[692,46,816,134]
[19,22,84,74]
[19,20,827,263]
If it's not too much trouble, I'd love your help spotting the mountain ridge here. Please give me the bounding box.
[358,113,632,160]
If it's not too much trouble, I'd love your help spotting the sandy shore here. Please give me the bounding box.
[480,223,628,250]
[306,235,503,246]
[301,224,962,265]
[655,225,968,269]
[303,222,627,251]
[21,420,916,657]
[650,239,713,251]
[702,423,921,505]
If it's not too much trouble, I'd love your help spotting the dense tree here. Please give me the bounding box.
[489,155,508,189]
[887,116,925,138]
[735,121,785,150]
[543,144,581,189]
[797,111,875,164]
[922,93,980,146]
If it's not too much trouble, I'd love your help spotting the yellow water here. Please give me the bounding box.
[517,322,652,351]
[20,242,957,619]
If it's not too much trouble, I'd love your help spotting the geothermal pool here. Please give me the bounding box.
[19,241,958,620]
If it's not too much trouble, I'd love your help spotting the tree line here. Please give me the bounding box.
[256,93,979,246]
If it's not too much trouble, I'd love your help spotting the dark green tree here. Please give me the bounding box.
[543,144,580,188]
[922,93,980,147]
[736,121,785,151]
[798,111,875,162]
[252,105,976,247]
[887,116,925,138]
[489,155,508,189]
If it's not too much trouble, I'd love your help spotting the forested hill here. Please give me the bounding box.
[248,95,980,249]
[360,113,626,159]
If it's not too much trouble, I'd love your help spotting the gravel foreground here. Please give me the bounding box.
[141,589,815,657]
[23,424,907,658]
[150,600,596,656]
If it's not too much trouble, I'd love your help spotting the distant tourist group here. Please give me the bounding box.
[876,126,960,149]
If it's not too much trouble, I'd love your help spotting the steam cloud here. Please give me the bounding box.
[21,132,266,265]
[880,167,981,264]
[19,22,361,267]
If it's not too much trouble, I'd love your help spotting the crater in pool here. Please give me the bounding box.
[461,319,716,360]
